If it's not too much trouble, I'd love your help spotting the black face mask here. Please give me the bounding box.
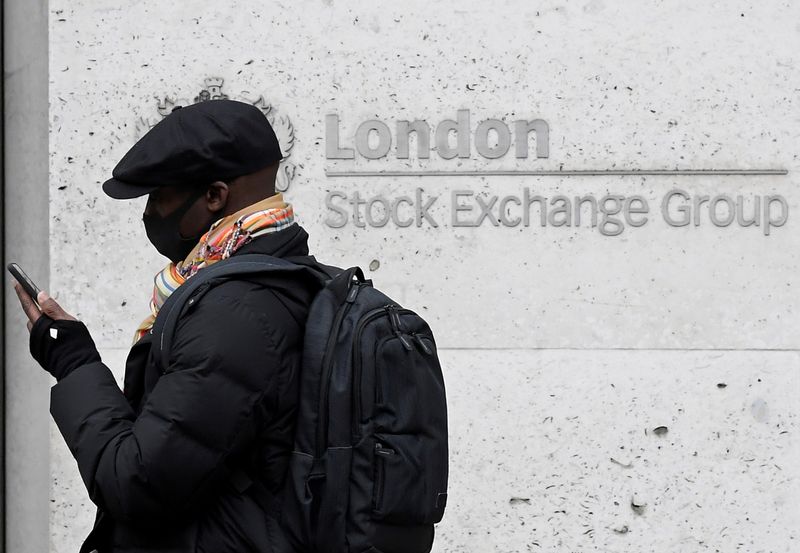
[142,188,215,263]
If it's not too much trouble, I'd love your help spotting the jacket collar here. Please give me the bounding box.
[233,222,310,259]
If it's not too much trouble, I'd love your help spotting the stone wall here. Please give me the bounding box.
[29,1,800,551]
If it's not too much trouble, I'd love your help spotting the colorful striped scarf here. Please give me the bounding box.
[134,193,294,344]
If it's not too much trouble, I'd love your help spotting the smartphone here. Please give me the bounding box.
[7,263,42,301]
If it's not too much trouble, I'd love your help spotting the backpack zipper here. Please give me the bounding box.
[387,305,414,351]
[372,442,396,511]
[411,333,433,355]
[316,283,361,458]
[351,305,413,438]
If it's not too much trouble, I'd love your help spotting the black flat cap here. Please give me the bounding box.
[103,99,283,199]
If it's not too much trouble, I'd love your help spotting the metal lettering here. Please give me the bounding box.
[709,195,736,227]
[365,196,391,227]
[391,196,414,227]
[574,195,598,227]
[523,188,547,227]
[329,111,551,161]
[324,191,349,228]
[548,195,571,227]
[396,120,431,159]
[693,195,710,226]
[434,109,470,160]
[661,189,691,227]
[625,196,649,227]
[325,189,785,233]
[514,119,549,158]
[355,120,392,159]
[325,114,355,159]
[475,195,500,226]
[475,119,511,159]
[349,191,367,228]
[451,190,477,227]
[599,195,624,236]
[499,196,522,227]
[736,195,760,227]
[416,188,439,227]
[764,195,788,236]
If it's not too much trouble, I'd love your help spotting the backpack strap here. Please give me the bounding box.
[285,255,369,303]
[150,254,315,371]
[284,255,344,283]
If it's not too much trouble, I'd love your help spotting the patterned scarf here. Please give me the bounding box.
[134,193,294,344]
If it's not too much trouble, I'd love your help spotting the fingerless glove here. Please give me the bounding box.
[30,316,102,381]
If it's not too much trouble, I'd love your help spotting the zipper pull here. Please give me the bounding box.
[387,306,413,351]
[375,443,396,456]
[346,283,360,303]
[386,305,401,329]
[397,333,413,351]
[412,333,433,355]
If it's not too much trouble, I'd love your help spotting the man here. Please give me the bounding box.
[14,99,318,552]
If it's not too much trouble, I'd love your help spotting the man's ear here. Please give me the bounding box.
[205,181,230,212]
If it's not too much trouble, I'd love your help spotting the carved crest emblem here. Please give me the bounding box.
[136,78,297,192]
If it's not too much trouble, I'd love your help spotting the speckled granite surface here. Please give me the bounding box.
[45,1,799,551]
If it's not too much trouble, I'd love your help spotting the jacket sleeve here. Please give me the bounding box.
[50,289,286,524]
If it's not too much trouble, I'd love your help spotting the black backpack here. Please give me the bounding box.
[152,254,449,553]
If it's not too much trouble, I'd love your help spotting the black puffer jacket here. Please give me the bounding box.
[50,224,320,553]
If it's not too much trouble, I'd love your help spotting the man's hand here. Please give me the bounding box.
[14,283,77,332]
[13,283,100,381]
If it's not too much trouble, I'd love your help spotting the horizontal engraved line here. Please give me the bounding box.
[325,169,789,177]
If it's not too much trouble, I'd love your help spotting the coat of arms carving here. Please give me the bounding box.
[136,78,297,192]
